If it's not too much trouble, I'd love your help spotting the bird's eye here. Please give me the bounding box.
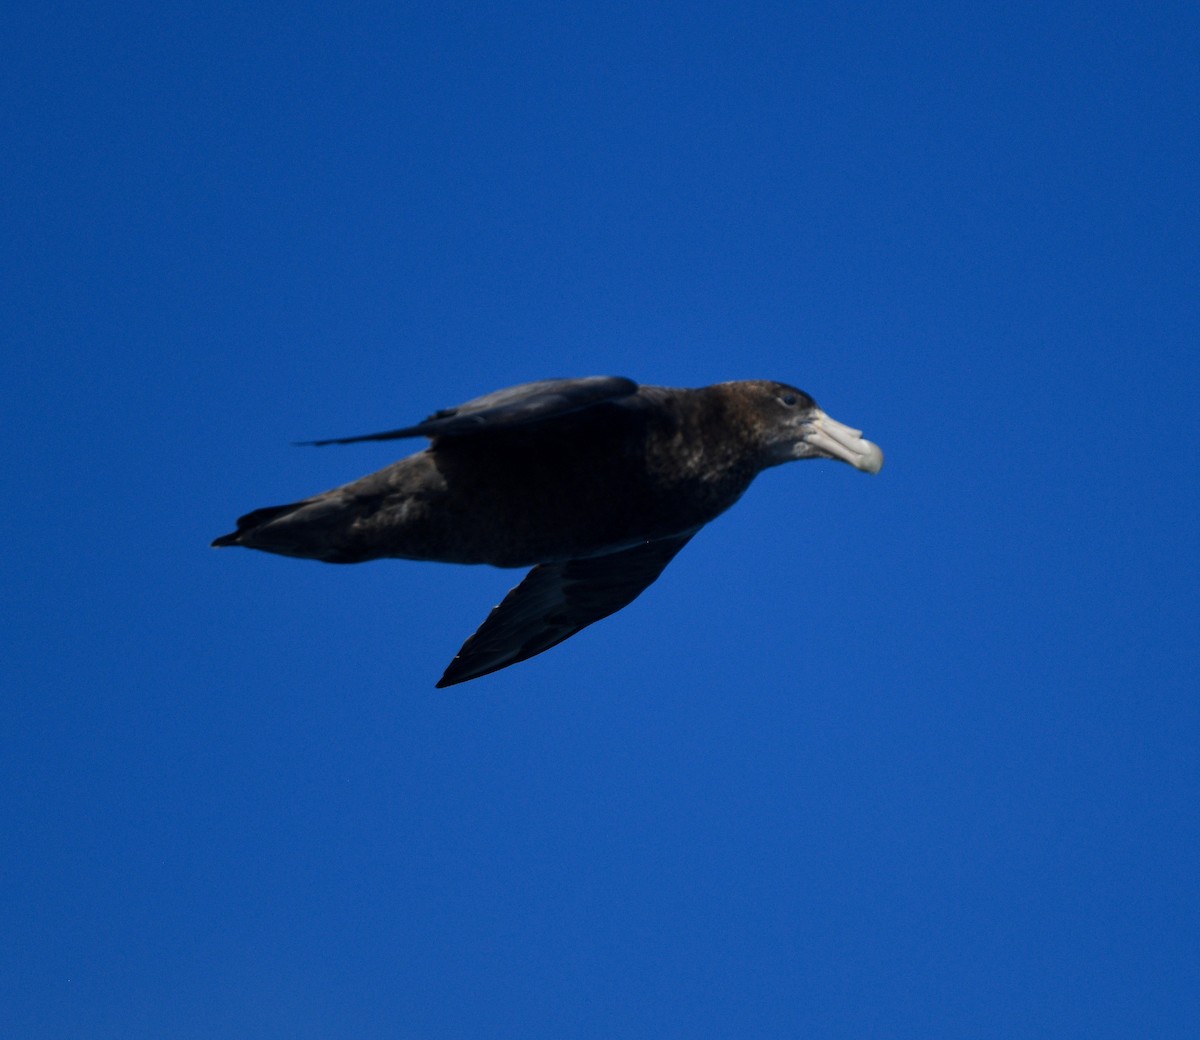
[780,394,798,406]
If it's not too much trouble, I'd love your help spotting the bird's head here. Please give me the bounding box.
[736,381,885,473]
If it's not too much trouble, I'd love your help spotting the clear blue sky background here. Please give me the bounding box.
[4,2,1198,1037]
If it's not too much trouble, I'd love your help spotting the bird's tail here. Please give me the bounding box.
[211,500,310,548]
[212,493,374,562]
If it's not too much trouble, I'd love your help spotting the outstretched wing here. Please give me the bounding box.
[300,376,639,446]
[436,532,697,687]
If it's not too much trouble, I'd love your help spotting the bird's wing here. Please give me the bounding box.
[436,532,697,687]
[300,376,639,446]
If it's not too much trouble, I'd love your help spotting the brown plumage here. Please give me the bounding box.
[213,376,884,686]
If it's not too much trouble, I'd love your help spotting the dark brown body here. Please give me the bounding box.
[226,386,764,567]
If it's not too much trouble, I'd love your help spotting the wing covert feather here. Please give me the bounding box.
[301,376,638,446]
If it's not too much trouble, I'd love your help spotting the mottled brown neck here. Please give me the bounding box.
[642,385,765,488]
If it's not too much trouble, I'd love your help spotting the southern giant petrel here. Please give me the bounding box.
[213,376,884,686]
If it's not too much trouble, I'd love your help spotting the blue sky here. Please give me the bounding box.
[4,1,1198,1037]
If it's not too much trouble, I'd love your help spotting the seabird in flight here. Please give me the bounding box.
[213,376,884,686]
